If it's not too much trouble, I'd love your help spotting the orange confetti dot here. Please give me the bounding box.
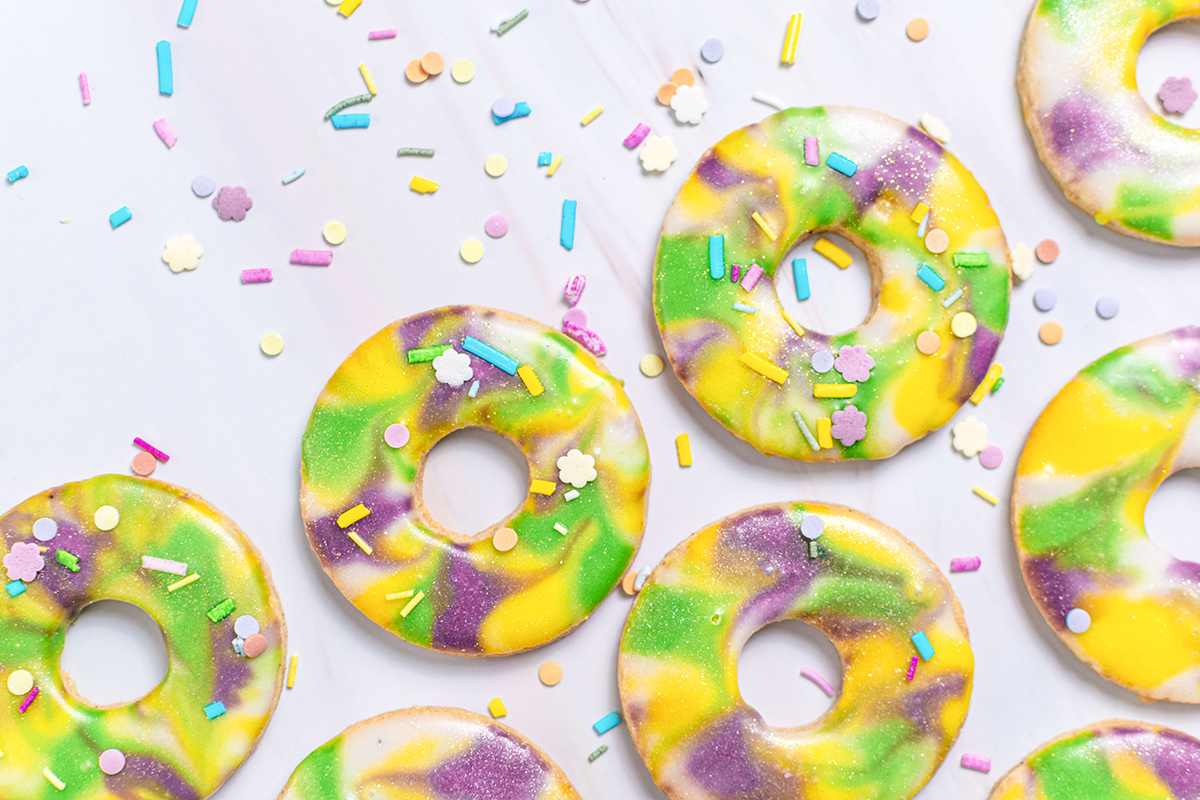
[1036,239,1059,263]
[621,569,638,595]
[538,661,563,686]
[421,52,445,75]
[656,83,678,105]
[1039,321,1063,345]
[493,527,518,552]
[906,18,930,41]
[243,633,268,658]
[671,68,695,88]
[406,60,430,83]
[916,331,941,355]
[132,452,156,476]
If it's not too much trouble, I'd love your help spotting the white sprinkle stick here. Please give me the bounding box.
[142,556,187,575]
[752,92,787,110]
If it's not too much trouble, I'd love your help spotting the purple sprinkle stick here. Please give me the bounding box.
[241,268,272,283]
[804,136,819,166]
[740,264,764,291]
[906,656,918,681]
[133,438,170,462]
[153,118,178,148]
[730,264,740,283]
[564,274,586,306]
[291,249,333,266]
[368,29,397,39]
[800,668,835,696]
[19,687,38,714]
[950,556,981,572]
[624,123,651,149]
[960,754,991,773]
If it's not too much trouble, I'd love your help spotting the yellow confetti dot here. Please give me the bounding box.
[7,670,33,696]
[261,333,285,356]
[640,354,664,377]
[94,505,119,531]
[484,155,508,177]
[951,312,977,338]
[322,221,346,245]
[460,239,484,263]
[451,60,476,83]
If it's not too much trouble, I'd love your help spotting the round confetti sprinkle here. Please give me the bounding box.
[99,749,126,776]
[405,60,430,83]
[485,214,509,238]
[234,615,260,638]
[32,518,58,542]
[1039,321,1063,345]
[190,174,215,197]
[671,68,695,87]
[460,239,484,263]
[451,60,475,83]
[493,527,518,552]
[1096,296,1120,319]
[1036,239,1059,263]
[94,505,120,531]
[491,96,516,118]
[621,569,638,595]
[811,350,835,373]
[563,309,588,331]
[701,38,724,63]
[856,0,880,20]
[322,221,347,245]
[979,444,1004,469]
[1066,608,1092,634]
[924,228,950,253]
[420,52,445,75]
[656,83,678,105]
[131,452,156,476]
[906,17,930,41]
[7,669,33,696]
[916,330,941,355]
[261,333,285,356]
[539,661,563,686]
[243,633,268,658]
[640,354,664,377]
[951,312,978,338]
[384,423,411,448]
[800,515,824,539]
[484,155,508,177]
[1033,287,1057,311]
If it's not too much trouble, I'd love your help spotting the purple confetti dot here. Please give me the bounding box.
[1096,296,1119,319]
[191,174,215,197]
[563,307,587,328]
[857,0,879,20]
[811,350,834,373]
[491,97,516,118]
[1033,287,1057,312]
[701,39,724,63]
[979,444,1003,469]
[485,214,509,238]
[800,515,824,539]
[384,424,410,448]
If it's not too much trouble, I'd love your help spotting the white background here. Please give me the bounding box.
[4,1,1200,798]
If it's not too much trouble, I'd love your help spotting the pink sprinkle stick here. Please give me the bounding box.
[564,274,586,306]
[241,268,273,283]
[906,656,918,681]
[153,118,178,148]
[960,754,992,773]
[563,319,607,356]
[804,136,819,166]
[740,264,764,292]
[368,29,397,39]
[730,264,740,283]
[79,73,91,105]
[291,249,333,266]
[142,556,187,575]
[19,687,38,714]
[800,668,835,696]
[133,438,170,462]
[624,123,651,149]
[951,556,981,572]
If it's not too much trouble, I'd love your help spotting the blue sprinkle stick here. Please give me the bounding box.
[911,631,935,661]
[109,207,132,229]
[177,0,198,27]
[709,234,725,280]
[330,113,370,129]
[826,152,857,177]
[917,264,946,291]
[282,168,306,185]
[560,199,577,250]
[157,41,173,95]
[593,712,622,735]
[792,257,810,300]
[462,336,518,375]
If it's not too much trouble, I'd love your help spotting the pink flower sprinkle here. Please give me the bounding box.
[1160,76,1197,114]
[4,542,44,582]
[833,344,875,382]
[830,405,867,447]
[212,186,253,222]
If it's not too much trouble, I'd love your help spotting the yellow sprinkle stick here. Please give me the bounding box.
[44,768,65,790]
[488,697,507,718]
[751,211,777,241]
[411,176,439,193]
[781,13,803,64]
[781,308,806,337]
[347,532,373,555]
[676,433,693,467]
[167,573,199,592]
[386,590,415,600]
[530,479,557,495]
[973,486,1000,505]
[337,503,370,528]
[813,238,852,268]
[580,105,603,125]
[337,0,363,17]
[969,363,1004,405]
[816,418,833,449]
[400,590,425,618]
[739,352,789,384]
[360,63,378,95]
[546,155,563,177]
[910,202,930,222]
[286,655,299,689]
[517,365,544,396]
[814,383,857,399]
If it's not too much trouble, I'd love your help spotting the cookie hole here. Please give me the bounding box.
[737,619,841,729]
[1136,21,1200,129]
[421,427,529,543]
[60,600,168,708]
[1145,468,1200,563]
[774,232,874,337]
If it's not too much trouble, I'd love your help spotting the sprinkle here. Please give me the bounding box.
[142,556,187,575]
[337,0,362,16]
[783,309,807,337]
[1159,76,1197,113]
[515,365,544,396]
[857,0,880,20]
[580,105,603,126]
[801,668,835,696]
[546,155,564,176]
[369,29,397,39]
[99,749,126,775]
[969,364,1003,404]
[951,556,982,572]
[33,518,57,542]
[207,598,236,623]
[589,745,608,762]
[624,123,651,148]
[961,754,992,773]
[56,550,81,572]
[804,137,819,166]
[634,566,651,590]
[910,202,930,223]
[991,377,1005,393]
[911,631,935,660]
[1096,296,1120,319]
[337,504,370,529]
[564,489,580,502]
[451,60,475,82]
[131,453,154,476]
[941,289,963,308]
[752,91,787,110]
[732,303,757,314]
[167,573,200,591]
[1033,287,1057,312]
[925,229,950,253]
[7,670,33,696]
[7,165,29,183]
[554,523,569,535]
[814,384,857,399]
[676,433,693,467]
[816,418,833,449]
[110,207,132,229]
[357,63,378,95]
[241,268,272,283]
[43,767,64,790]
[493,101,531,124]
[953,252,989,268]
[979,444,1004,470]
[396,149,435,160]
[781,13,802,64]
[468,380,480,397]
[492,528,518,552]
[406,345,447,363]
[739,264,765,292]
[204,702,226,720]
[150,118,178,148]
[917,212,930,238]
[496,9,529,35]
[751,211,777,241]
[6,580,25,597]
[593,711,622,734]
[484,154,508,178]
[331,113,370,129]
[920,113,951,142]
[709,234,725,279]
[811,351,835,373]
[348,532,373,555]
[826,152,857,177]
[973,486,999,505]
[79,73,91,105]
[539,660,563,686]
[917,264,945,291]
[951,312,977,338]
[560,200,577,249]
[538,151,553,166]
[282,168,306,184]
[291,249,333,266]
[809,541,820,558]
[790,258,811,301]
[400,590,425,617]
[1066,607,1091,633]
[133,438,170,462]
[906,17,930,41]
[814,238,851,268]
[324,93,372,120]
[791,411,819,449]
[286,654,299,688]
[486,212,509,237]
[906,656,918,680]
[462,336,518,375]
[19,687,39,713]
[1039,321,1063,345]
[157,40,173,95]
[740,352,789,384]
[530,479,556,495]
[564,274,586,306]
[1035,239,1059,263]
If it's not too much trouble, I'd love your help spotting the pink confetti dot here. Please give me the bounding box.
[485,214,509,238]
[384,424,410,448]
[979,444,1003,469]
[563,307,588,328]
[99,749,126,775]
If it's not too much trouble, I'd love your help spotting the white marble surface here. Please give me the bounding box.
[4,1,1200,798]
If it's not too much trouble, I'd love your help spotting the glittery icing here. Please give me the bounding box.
[300,305,650,656]
[0,475,286,800]
[277,707,581,800]
[1012,327,1200,702]
[653,107,1011,461]
[1018,0,1200,245]
[618,502,973,800]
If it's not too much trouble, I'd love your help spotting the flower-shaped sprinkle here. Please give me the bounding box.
[639,135,678,172]
[557,448,597,488]
[833,345,875,382]
[213,186,253,222]
[1011,242,1034,281]
[4,542,45,582]
[830,405,867,447]
[670,84,708,124]
[1160,77,1197,114]
[432,348,473,387]
[951,416,989,457]
[162,234,204,273]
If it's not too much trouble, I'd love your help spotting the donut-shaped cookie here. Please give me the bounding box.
[653,106,1011,461]
[1019,0,1200,246]
[301,305,650,656]
[0,475,286,800]
[1013,327,1200,702]
[988,720,1200,800]
[278,706,581,800]
[618,502,973,800]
